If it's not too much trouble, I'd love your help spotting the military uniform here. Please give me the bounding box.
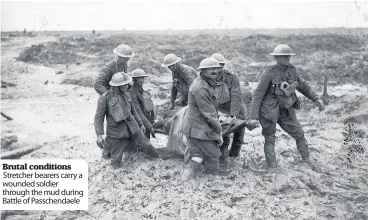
[94,60,127,95]
[250,63,320,166]
[170,64,198,106]
[128,84,155,139]
[181,76,222,161]
[215,69,247,157]
[94,89,158,166]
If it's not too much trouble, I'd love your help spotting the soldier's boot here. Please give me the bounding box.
[264,136,277,168]
[229,127,245,157]
[204,158,231,176]
[219,136,231,168]
[110,161,122,169]
[182,159,202,181]
[295,136,321,171]
[295,135,310,161]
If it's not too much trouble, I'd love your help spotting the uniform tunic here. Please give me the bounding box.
[170,63,198,105]
[181,76,222,159]
[94,60,127,95]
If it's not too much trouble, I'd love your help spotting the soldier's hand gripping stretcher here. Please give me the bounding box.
[148,127,156,138]
[218,114,260,136]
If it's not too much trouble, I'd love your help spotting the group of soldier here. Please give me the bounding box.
[93,43,325,181]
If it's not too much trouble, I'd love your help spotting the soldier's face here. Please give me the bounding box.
[274,55,291,65]
[119,84,129,92]
[202,68,218,80]
[216,65,224,75]
[117,56,130,64]
[167,63,178,72]
[134,77,145,86]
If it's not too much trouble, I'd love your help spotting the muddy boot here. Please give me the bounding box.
[295,136,310,161]
[264,136,277,168]
[204,158,231,176]
[110,161,122,169]
[182,160,202,181]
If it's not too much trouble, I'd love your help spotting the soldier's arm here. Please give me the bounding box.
[130,98,144,127]
[131,92,153,129]
[296,74,320,102]
[94,94,107,135]
[170,85,178,103]
[194,89,222,133]
[250,71,272,120]
[94,66,110,95]
[229,74,243,117]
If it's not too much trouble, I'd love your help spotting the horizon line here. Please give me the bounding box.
[2,27,368,33]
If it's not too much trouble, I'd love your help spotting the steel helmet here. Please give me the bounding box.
[129,69,149,78]
[109,72,132,86]
[161,54,181,67]
[269,44,296,56]
[211,53,227,64]
[196,58,222,69]
[113,44,135,57]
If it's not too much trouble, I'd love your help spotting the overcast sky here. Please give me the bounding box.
[1,1,368,31]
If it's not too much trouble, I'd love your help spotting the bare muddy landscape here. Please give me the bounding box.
[1,28,368,220]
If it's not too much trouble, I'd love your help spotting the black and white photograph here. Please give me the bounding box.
[1,0,368,219]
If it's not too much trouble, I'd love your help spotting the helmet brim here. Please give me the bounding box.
[269,53,296,56]
[196,65,222,70]
[113,48,136,58]
[161,57,181,67]
[109,77,133,86]
[131,74,149,78]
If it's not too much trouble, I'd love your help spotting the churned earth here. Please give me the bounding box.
[1,30,368,220]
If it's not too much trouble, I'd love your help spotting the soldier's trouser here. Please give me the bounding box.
[220,136,231,158]
[187,137,221,161]
[105,137,129,167]
[219,104,247,158]
[229,127,245,157]
[102,142,111,159]
[260,110,310,164]
[106,130,159,166]
[220,127,245,158]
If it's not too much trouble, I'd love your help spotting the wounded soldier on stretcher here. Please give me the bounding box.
[154,106,259,163]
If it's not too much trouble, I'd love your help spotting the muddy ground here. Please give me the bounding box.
[1,30,368,220]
